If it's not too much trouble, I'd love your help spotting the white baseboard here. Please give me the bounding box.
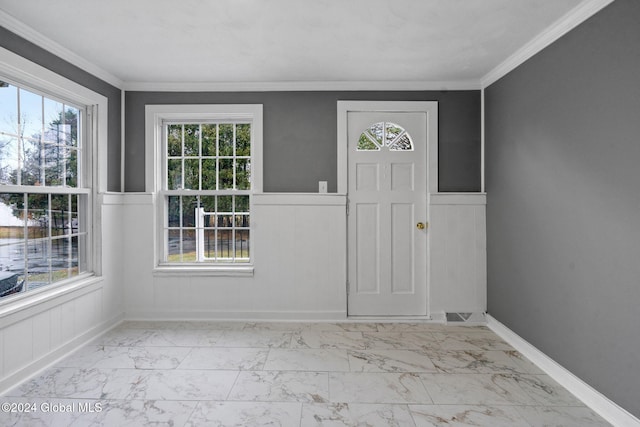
[124,309,348,321]
[486,314,640,427]
[0,312,124,396]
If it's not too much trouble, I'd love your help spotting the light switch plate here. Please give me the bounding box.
[319,181,328,193]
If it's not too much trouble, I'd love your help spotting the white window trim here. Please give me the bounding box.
[0,47,107,311]
[145,104,263,275]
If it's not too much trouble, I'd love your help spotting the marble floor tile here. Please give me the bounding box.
[228,371,330,403]
[425,349,532,374]
[0,397,116,427]
[301,402,416,427]
[329,372,432,404]
[280,322,379,333]
[1,321,611,426]
[328,322,380,332]
[425,333,487,351]
[511,374,584,406]
[430,331,515,351]
[7,368,113,399]
[347,349,438,373]
[409,404,531,427]
[419,373,533,405]
[503,350,546,374]
[38,399,195,427]
[0,398,72,427]
[134,370,238,400]
[57,345,191,370]
[185,401,302,427]
[177,347,269,370]
[119,320,246,330]
[361,332,432,350]
[375,322,448,333]
[515,405,611,426]
[89,328,157,346]
[242,321,306,332]
[265,348,350,372]
[93,328,225,347]
[116,369,238,401]
[215,330,293,348]
[93,399,197,427]
[291,331,368,350]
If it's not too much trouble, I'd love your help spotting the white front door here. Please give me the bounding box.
[347,110,429,316]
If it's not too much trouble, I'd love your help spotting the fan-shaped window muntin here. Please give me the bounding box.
[357,122,414,151]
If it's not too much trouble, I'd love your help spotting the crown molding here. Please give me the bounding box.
[481,0,614,88]
[123,79,482,92]
[0,10,124,89]
[5,0,611,94]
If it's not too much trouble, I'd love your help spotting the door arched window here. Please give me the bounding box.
[357,122,413,151]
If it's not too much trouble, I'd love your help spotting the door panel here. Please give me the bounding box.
[355,203,379,293]
[347,111,428,316]
[391,163,414,191]
[356,163,379,191]
[391,202,414,294]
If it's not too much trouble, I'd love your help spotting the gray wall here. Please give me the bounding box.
[485,0,640,418]
[0,27,122,192]
[125,90,480,192]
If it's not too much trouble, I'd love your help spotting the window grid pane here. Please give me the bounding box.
[0,80,89,300]
[0,191,88,297]
[163,120,251,264]
[165,194,250,263]
[0,83,82,189]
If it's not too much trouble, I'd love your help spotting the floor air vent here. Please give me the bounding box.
[445,312,486,323]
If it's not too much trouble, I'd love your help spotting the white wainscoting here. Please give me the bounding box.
[122,192,486,321]
[122,193,348,320]
[0,193,125,394]
[429,193,487,317]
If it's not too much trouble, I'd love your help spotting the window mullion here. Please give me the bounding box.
[231,195,236,261]
[181,124,185,190]
[232,124,237,190]
[214,195,218,261]
[199,124,203,191]
[47,193,52,284]
[79,107,86,189]
[17,89,22,186]
[22,193,28,292]
[215,124,220,191]
[61,104,66,187]
[66,194,72,278]
[163,124,167,191]
[179,196,184,262]
[40,97,46,186]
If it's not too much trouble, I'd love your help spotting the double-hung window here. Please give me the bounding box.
[0,79,91,299]
[148,105,262,272]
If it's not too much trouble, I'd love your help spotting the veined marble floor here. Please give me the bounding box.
[1,321,610,426]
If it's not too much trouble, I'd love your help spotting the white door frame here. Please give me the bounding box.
[337,100,439,317]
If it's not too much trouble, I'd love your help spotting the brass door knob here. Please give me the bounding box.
[417,222,426,230]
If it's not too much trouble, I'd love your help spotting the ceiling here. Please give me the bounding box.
[0,0,591,88]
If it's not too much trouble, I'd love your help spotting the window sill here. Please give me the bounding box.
[153,265,254,278]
